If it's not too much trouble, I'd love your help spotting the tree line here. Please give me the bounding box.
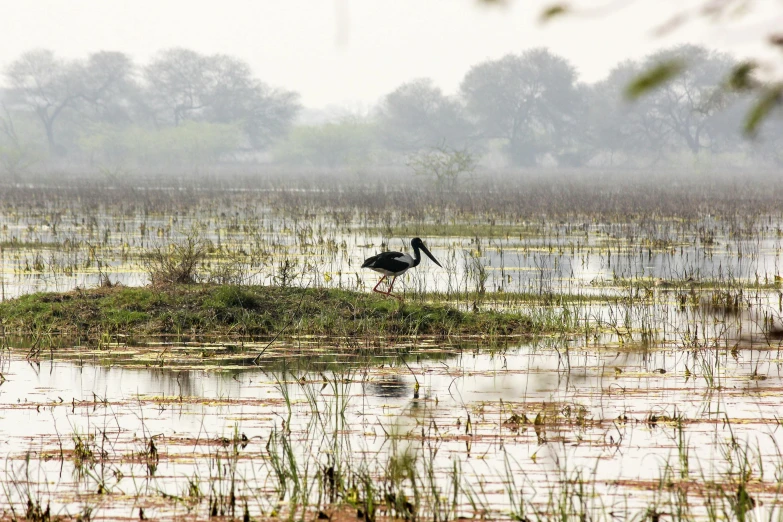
[0,48,299,174]
[374,45,779,168]
[0,45,780,176]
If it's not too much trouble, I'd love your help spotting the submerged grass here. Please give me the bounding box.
[0,284,535,340]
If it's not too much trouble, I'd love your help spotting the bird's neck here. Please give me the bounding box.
[411,245,421,267]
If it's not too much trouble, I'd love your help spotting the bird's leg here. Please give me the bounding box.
[372,275,387,294]
[385,276,404,301]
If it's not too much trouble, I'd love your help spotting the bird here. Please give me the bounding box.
[362,237,442,299]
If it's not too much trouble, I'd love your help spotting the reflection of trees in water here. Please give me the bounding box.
[61,363,258,399]
[147,369,199,397]
[87,366,203,397]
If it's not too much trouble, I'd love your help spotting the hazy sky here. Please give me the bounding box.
[0,0,779,108]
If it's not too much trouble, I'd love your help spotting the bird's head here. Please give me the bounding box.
[412,237,442,267]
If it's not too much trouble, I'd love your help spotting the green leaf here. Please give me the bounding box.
[540,4,569,22]
[625,60,685,100]
[727,61,758,91]
[744,85,783,136]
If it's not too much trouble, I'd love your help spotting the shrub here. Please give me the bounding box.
[141,237,209,286]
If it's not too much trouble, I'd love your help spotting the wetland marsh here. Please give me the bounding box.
[2,169,783,521]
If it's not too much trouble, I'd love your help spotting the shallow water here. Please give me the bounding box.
[2,208,783,299]
[3,193,783,519]
[2,340,783,520]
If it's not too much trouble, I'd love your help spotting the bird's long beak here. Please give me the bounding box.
[420,243,442,267]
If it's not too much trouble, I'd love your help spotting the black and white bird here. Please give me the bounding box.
[362,237,442,299]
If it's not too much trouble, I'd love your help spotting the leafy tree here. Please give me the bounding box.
[143,48,299,149]
[553,83,593,166]
[747,117,783,166]
[4,47,298,161]
[240,84,301,150]
[535,0,782,135]
[378,78,473,152]
[460,48,582,166]
[588,60,670,163]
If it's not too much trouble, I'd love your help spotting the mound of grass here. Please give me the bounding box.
[0,284,534,340]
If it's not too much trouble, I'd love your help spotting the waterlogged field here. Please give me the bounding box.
[2,170,783,521]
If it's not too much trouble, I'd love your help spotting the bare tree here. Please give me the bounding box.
[4,50,81,155]
[144,48,209,126]
[4,49,136,157]
[77,51,137,124]
[642,45,737,155]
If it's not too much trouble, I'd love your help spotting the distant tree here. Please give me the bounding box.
[144,48,300,149]
[4,49,137,156]
[4,49,82,155]
[587,48,744,163]
[704,93,749,154]
[460,48,582,166]
[589,60,670,163]
[76,51,138,124]
[534,0,781,135]
[201,54,256,122]
[240,85,301,150]
[194,53,300,149]
[143,48,208,126]
[378,78,474,152]
[641,45,738,155]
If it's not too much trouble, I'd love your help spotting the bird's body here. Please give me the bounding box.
[362,238,441,299]
[361,251,415,277]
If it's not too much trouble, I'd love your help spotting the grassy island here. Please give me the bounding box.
[0,285,534,341]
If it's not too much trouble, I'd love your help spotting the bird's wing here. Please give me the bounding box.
[362,251,406,269]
